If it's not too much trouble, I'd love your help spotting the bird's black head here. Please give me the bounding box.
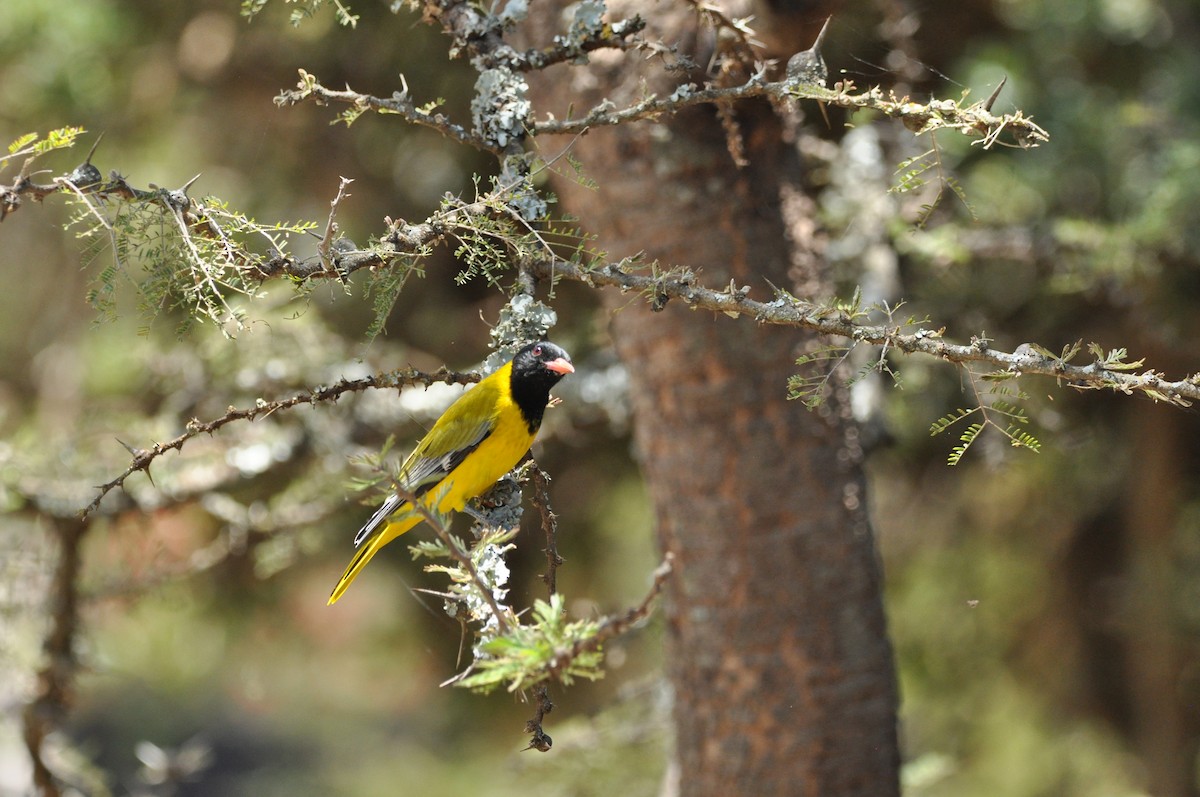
[509,341,574,433]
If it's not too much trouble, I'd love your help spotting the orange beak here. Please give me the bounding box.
[545,358,575,375]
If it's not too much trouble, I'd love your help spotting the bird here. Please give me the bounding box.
[786,17,832,87]
[327,341,574,605]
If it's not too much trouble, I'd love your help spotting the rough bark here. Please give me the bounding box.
[1124,404,1193,797]
[524,4,900,794]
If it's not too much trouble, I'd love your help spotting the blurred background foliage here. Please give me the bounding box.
[1,0,1198,795]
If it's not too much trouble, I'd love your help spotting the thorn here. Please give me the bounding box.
[521,728,553,752]
[85,132,105,165]
[983,75,1007,112]
[812,15,832,53]
[180,173,202,193]
[117,438,156,485]
[786,17,833,87]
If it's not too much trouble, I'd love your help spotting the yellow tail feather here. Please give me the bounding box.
[327,511,423,605]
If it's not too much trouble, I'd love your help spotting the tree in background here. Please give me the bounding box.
[2,2,1197,797]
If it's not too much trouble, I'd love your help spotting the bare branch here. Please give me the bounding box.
[316,176,354,275]
[275,69,498,153]
[523,461,563,752]
[503,17,647,71]
[81,367,481,520]
[526,462,563,596]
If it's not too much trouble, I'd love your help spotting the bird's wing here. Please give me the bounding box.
[352,389,499,548]
[399,415,494,498]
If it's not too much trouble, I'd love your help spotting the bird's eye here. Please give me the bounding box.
[532,344,543,356]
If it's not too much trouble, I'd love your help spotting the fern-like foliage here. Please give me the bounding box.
[3,127,87,168]
[455,593,605,693]
[452,213,515,287]
[930,381,1042,465]
[362,256,423,340]
[789,345,854,408]
[242,0,360,28]
[788,293,914,407]
[67,190,319,337]
[890,133,977,227]
[409,523,611,694]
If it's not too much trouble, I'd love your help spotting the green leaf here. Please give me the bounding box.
[948,422,983,466]
[930,407,975,435]
[8,132,37,154]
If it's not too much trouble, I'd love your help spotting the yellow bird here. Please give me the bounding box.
[328,341,574,604]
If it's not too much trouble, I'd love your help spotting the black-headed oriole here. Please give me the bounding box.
[328,341,574,604]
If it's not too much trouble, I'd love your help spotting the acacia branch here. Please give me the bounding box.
[527,258,1200,406]
[502,17,647,71]
[81,367,481,520]
[270,66,1047,153]
[532,76,1049,149]
[523,461,562,752]
[547,553,674,682]
[526,462,563,596]
[275,70,495,153]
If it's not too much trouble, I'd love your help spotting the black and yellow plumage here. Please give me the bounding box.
[328,342,574,605]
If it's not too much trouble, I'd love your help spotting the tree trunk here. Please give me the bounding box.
[1123,398,1198,797]
[524,5,900,795]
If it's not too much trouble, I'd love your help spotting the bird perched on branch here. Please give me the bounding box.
[328,341,575,605]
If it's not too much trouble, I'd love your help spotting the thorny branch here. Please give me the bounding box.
[527,463,563,596]
[275,70,493,153]
[518,553,675,753]
[50,168,1190,412]
[273,69,1048,151]
[551,554,674,681]
[525,258,1200,407]
[82,367,481,520]
[534,77,1047,147]
[316,175,355,273]
[524,462,563,751]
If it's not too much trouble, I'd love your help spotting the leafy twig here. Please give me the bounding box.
[397,485,514,636]
[455,554,674,694]
[931,365,1041,465]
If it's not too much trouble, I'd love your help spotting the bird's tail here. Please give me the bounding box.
[327,510,422,605]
